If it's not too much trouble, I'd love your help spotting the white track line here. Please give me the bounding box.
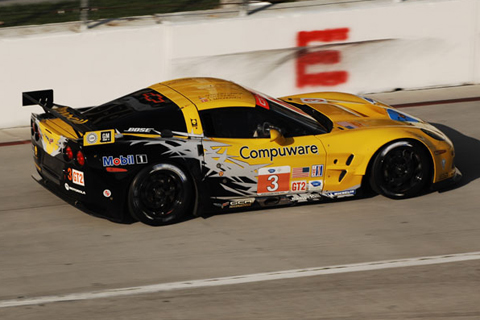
[2,251,480,309]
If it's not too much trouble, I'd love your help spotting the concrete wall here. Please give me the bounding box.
[1,0,479,128]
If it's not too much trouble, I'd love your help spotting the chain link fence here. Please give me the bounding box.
[0,0,310,28]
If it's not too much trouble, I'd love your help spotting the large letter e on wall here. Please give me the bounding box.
[296,28,349,88]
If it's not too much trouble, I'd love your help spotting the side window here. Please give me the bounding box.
[200,107,260,138]
[199,106,313,138]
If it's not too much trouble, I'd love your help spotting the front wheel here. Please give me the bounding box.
[369,141,431,199]
[128,163,192,226]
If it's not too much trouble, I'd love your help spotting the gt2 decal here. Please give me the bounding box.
[291,180,307,192]
[66,168,85,186]
[73,169,84,186]
[257,166,290,195]
[240,145,319,162]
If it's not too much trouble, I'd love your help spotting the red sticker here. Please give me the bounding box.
[72,169,85,186]
[257,166,290,195]
[255,95,270,110]
[291,180,307,192]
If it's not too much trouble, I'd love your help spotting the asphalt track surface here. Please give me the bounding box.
[1,92,480,319]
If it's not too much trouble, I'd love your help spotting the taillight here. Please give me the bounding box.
[63,145,85,166]
[64,146,74,161]
[31,120,39,141]
[76,150,85,167]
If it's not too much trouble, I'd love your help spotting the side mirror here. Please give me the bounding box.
[259,122,285,143]
[269,128,286,144]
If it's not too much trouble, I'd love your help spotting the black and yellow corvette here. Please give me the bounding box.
[24,78,460,226]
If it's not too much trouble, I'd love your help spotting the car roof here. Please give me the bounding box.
[156,77,257,111]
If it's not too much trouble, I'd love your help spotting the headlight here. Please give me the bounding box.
[421,129,445,141]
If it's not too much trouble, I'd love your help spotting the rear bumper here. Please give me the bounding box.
[33,172,133,224]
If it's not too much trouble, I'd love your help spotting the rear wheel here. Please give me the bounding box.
[128,163,192,226]
[369,141,430,199]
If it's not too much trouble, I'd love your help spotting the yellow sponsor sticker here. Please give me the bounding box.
[83,130,115,146]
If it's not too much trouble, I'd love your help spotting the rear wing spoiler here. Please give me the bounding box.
[22,89,54,109]
[22,90,94,138]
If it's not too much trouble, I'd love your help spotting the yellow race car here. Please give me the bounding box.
[24,77,460,226]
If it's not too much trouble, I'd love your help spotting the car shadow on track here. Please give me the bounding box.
[432,123,480,191]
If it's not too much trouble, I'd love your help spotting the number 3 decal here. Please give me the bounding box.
[266,175,279,192]
[258,166,290,195]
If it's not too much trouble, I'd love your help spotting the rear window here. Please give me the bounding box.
[82,89,187,133]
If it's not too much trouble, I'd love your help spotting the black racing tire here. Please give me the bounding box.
[128,163,192,226]
[369,141,431,199]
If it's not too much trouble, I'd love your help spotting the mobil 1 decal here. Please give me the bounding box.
[257,166,290,195]
[102,154,148,167]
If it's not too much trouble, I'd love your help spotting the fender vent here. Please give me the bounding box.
[339,170,347,182]
[346,154,354,166]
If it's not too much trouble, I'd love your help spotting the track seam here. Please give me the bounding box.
[1,251,480,309]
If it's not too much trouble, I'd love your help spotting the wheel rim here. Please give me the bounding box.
[138,171,183,219]
[380,147,424,195]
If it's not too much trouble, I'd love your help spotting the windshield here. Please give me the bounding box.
[252,91,330,134]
